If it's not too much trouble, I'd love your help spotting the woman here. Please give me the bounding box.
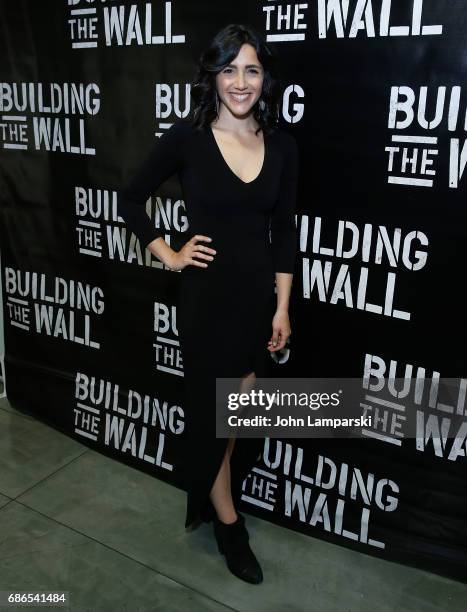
[117,23,299,584]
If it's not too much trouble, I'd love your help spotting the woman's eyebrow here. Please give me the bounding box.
[225,63,262,69]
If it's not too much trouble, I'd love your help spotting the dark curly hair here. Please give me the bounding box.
[188,24,281,136]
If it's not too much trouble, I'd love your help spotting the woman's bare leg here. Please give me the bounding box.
[209,371,256,523]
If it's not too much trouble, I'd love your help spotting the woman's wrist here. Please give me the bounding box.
[148,239,177,268]
[164,249,179,269]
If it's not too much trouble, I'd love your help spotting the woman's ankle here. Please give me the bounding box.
[215,510,238,525]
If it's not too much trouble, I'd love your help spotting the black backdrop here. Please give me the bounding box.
[1,0,466,584]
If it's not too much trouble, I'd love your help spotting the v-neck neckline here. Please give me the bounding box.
[209,125,267,185]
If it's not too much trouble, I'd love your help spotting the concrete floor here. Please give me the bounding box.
[0,381,466,612]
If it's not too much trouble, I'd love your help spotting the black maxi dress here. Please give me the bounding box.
[117,119,299,528]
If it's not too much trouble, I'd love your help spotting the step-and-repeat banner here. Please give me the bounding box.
[1,1,466,584]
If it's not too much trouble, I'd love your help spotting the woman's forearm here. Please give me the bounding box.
[147,236,177,267]
[275,272,293,312]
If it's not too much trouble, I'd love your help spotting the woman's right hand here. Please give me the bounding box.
[168,234,216,271]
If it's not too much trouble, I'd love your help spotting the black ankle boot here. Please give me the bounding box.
[213,512,263,584]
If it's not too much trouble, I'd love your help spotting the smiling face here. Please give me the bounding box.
[215,43,264,119]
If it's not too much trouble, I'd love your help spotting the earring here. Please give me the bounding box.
[215,91,220,116]
[259,98,265,111]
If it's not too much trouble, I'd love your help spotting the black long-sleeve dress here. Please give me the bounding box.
[117,118,299,528]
